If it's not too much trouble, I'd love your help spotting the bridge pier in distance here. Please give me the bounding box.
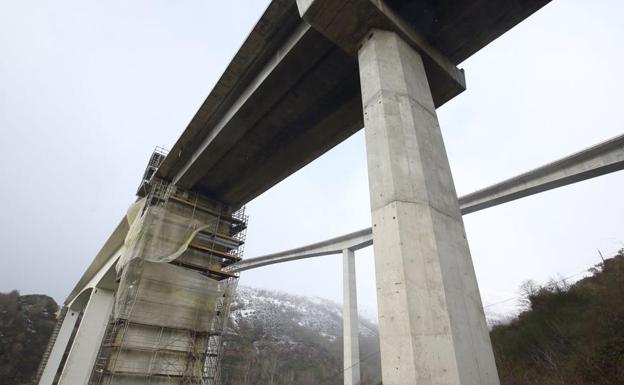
[342,248,361,385]
[359,29,500,385]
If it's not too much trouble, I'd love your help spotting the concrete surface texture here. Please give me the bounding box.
[359,29,499,385]
[37,310,79,385]
[57,289,115,385]
[459,133,624,214]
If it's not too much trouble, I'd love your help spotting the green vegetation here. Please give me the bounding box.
[491,251,624,385]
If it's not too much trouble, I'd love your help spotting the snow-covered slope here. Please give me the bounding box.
[229,286,378,341]
[222,286,381,385]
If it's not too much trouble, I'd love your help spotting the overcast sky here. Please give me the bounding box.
[1,0,623,321]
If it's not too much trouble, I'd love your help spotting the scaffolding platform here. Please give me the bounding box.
[89,149,247,385]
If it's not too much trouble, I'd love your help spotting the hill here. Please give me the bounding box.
[0,291,58,385]
[490,251,624,385]
[222,286,381,385]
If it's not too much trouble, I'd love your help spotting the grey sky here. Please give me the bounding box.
[1,0,623,320]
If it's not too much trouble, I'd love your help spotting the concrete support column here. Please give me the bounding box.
[58,288,114,385]
[37,309,80,385]
[342,248,360,385]
[358,29,500,385]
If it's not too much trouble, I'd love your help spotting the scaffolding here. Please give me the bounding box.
[89,149,247,385]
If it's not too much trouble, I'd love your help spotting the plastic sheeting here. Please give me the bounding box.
[115,197,218,274]
[91,191,241,385]
[113,195,224,324]
[114,260,225,331]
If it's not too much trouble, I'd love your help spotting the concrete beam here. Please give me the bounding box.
[76,131,622,287]
[156,0,550,208]
[37,309,80,385]
[165,19,363,206]
[225,228,372,273]
[226,132,624,273]
[459,133,624,214]
[58,289,114,385]
[297,0,466,107]
[170,20,333,189]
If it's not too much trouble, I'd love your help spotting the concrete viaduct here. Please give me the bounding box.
[35,0,624,385]
[39,131,624,385]
[225,133,624,384]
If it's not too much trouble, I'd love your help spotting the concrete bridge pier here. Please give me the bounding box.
[342,248,360,385]
[57,288,114,385]
[37,308,80,385]
[359,29,500,385]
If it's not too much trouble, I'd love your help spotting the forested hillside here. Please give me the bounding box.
[491,251,624,385]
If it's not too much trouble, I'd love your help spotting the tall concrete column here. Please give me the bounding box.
[342,248,360,385]
[37,309,80,385]
[358,29,500,385]
[58,288,114,385]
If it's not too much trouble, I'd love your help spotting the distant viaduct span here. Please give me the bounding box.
[228,133,624,273]
[35,1,624,385]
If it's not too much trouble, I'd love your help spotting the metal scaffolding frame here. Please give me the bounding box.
[88,149,247,385]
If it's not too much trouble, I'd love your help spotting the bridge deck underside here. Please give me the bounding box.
[385,0,551,64]
[189,32,362,205]
[157,0,551,208]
